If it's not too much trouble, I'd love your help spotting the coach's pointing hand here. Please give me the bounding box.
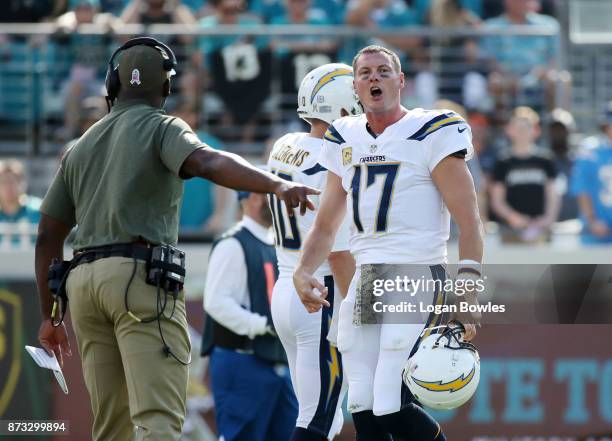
[293,268,330,313]
[274,181,320,216]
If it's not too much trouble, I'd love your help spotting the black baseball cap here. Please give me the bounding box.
[118,45,175,93]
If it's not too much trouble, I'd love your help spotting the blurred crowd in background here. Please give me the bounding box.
[1,0,611,247]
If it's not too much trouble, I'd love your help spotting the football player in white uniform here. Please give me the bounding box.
[268,63,362,441]
[293,45,484,441]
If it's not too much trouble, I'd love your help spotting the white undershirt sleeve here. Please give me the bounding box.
[203,237,268,338]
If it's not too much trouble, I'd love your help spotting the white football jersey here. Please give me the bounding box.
[319,108,474,265]
[268,132,350,278]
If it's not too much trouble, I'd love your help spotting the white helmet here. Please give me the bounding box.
[403,324,480,410]
[297,63,362,125]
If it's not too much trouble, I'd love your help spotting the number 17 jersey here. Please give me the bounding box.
[318,108,474,266]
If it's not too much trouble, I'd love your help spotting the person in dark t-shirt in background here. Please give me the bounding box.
[491,106,560,243]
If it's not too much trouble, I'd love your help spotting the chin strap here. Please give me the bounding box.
[436,323,478,353]
[421,323,477,353]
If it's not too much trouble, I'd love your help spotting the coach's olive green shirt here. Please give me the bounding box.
[41,100,205,250]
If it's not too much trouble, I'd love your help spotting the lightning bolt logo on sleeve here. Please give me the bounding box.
[323,125,346,145]
[408,112,465,141]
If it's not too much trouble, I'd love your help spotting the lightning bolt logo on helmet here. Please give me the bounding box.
[310,68,352,104]
[412,366,475,393]
[297,63,362,126]
[403,324,480,410]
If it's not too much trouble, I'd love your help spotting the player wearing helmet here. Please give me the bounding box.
[268,63,361,441]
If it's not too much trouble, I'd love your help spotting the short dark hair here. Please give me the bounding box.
[352,45,402,73]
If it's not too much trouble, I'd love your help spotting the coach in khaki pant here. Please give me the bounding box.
[66,257,190,440]
[34,37,318,441]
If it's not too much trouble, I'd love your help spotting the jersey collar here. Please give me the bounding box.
[363,108,411,140]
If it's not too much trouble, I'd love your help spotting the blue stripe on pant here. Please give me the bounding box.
[210,347,298,441]
[307,275,344,436]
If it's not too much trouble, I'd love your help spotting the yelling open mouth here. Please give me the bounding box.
[370,86,382,98]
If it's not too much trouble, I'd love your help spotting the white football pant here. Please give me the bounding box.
[337,265,447,416]
[271,275,346,440]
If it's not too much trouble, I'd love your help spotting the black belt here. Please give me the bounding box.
[73,244,152,267]
[212,320,254,352]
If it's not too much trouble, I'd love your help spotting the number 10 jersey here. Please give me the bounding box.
[268,132,350,278]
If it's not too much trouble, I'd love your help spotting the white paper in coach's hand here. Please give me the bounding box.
[25,345,69,394]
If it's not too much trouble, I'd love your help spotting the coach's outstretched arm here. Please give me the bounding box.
[294,172,348,312]
[432,155,484,340]
[181,147,319,215]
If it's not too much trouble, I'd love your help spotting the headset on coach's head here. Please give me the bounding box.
[105,37,178,110]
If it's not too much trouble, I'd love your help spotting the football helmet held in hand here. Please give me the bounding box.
[403,324,480,410]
